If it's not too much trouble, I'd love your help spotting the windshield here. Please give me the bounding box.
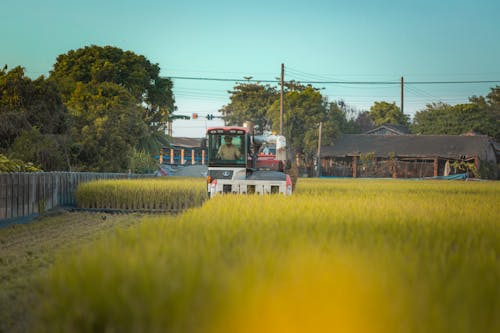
[208,132,247,167]
[258,144,276,155]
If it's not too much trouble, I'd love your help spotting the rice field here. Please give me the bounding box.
[75,178,207,210]
[28,179,500,332]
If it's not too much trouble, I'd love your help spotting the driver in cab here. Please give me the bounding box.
[217,135,241,160]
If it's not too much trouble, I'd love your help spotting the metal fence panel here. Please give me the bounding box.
[0,172,151,221]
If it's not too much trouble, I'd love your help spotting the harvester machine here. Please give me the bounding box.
[206,123,292,197]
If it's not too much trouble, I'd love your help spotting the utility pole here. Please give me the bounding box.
[400,76,404,114]
[167,121,172,137]
[280,63,284,135]
[317,122,322,177]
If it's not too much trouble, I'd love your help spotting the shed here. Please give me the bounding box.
[320,134,498,178]
[161,137,207,165]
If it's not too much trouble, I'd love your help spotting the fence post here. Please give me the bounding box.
[0,175,6,220]
[29,173,36,215]
[68,173,74,206]
[54,173,59,208]
[34,173,40,214]
[352,156,357,178]
[474,155,479,177]
[12,174,19,218]
[392,158,398,179]
[60,172,65,206]
[22,174,29,217]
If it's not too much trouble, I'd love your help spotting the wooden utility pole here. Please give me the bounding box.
[400,76,404,114]
[280,63,284,135]
[167,121,173,137]
[317,122,322,177]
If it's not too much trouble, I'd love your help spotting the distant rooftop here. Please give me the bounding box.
[322,134,496,160]
[170,137,205,149]
[364,124,410,135]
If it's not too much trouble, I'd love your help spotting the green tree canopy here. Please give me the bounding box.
[220,82,278,134]
[411,90,500,141]
[0,66,67,151]
[0,66,68,170]
[269,85,326,160]
[486,85,500,108]
[320,100,354,142]
[66,82,148,172]
[9,128,67,171]
[49,45,175,149]
[351,111,375,133]
[411,86,499,140]
[411,102,452,134]
[469,86,500,138]
[369,101,410,127]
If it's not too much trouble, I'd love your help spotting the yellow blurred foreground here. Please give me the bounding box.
[33,179,499,333]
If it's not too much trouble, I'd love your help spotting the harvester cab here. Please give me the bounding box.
[206,126,292,197]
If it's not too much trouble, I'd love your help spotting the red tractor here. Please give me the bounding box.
[206,125,292,197]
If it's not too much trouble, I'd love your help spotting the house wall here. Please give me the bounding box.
[321,157,449,178]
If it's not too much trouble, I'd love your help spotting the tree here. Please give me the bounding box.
[66,82,148,172]
[485,85,500,109]
[220,82,278,134]
[0,66,67,149]
[9,128,66,171]
[49,45,175,151]
[369,101,409,127]
[469,86,500,139]
[412,87,500,140]
[351,111,375,133]
[0,66,68,169]
[268,85,327,162]
[0,66,31,150]
[27,76,67,135]
[320,101,353,142]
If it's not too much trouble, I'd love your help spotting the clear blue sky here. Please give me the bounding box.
[3,0,499,137]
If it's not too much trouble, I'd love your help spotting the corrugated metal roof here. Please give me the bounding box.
[321,134,495,159]
[170,137,204,148]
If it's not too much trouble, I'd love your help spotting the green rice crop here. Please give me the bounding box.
[75,178,206,211]
[34,179,499,333]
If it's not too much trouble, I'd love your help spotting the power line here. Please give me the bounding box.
[405,80,500,85]
[168,76,277,83]
[166,75,499,85]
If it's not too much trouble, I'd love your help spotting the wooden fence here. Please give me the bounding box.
[0,172,151,221]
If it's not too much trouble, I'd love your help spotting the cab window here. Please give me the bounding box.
[208,133,246,166]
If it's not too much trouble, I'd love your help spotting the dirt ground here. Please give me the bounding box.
[173,165,207,177]
[0,211,144,333]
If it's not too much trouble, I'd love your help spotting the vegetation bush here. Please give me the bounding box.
[0,153,42,172]
[128,149,159,174]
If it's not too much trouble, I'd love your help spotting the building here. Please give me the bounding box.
[364,124,410,135]
[320,126,499,179]
[161,137,207,165]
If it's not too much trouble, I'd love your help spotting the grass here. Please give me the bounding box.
[0,179,498,332]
